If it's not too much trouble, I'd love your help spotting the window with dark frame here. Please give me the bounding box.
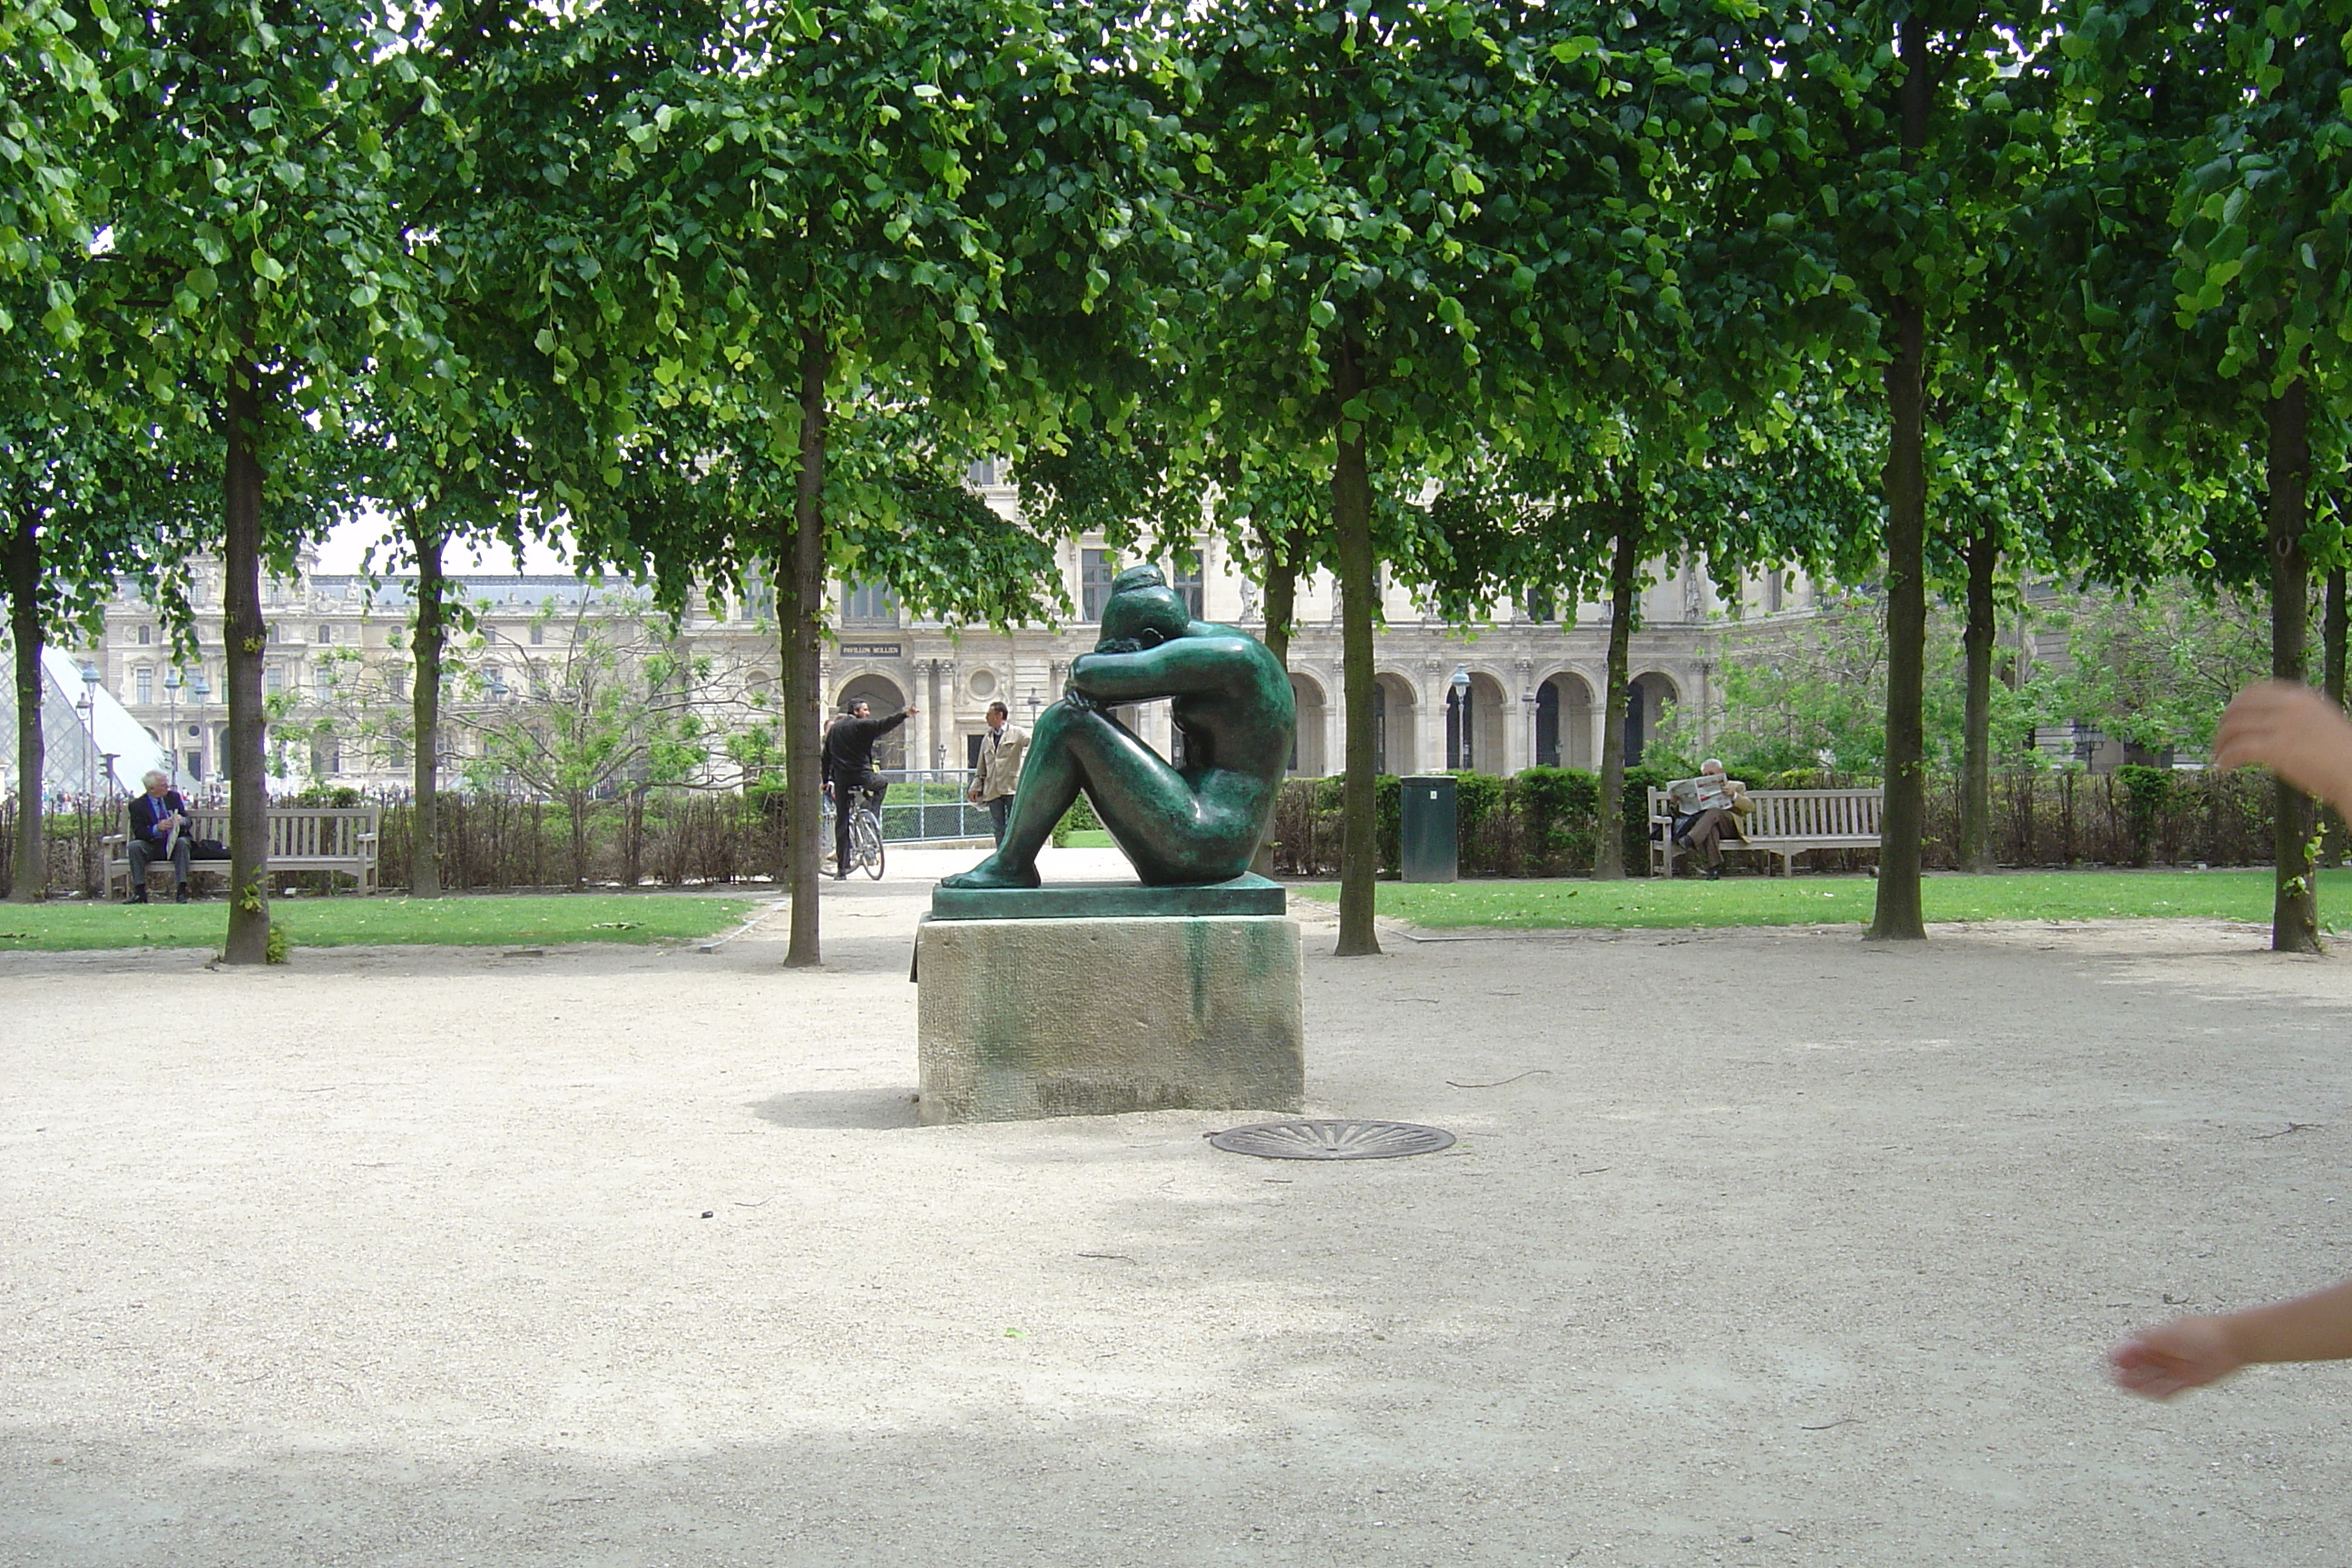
[843,581,899,623]
[1081,551,1117,621]
[1171,557,1205,619]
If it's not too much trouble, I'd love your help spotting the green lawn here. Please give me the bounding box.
[1296,868,2352,932]
[0,894,760,954]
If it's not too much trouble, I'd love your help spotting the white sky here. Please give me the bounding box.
[310,517,578,576]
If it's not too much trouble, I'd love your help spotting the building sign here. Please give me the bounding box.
[839,642,902,659]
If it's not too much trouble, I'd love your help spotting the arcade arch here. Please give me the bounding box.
[1535,671,1595,770]
[1445,670,1510,772]
[1288,672,1328,776]
[833,673,911,769]
[1371,673,1416,776]
[1625,671,1681,766]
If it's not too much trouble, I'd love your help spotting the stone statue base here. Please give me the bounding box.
[927,872,1284,923]
[916,914,1304,1125]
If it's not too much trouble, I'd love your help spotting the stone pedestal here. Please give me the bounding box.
[916,914,1304,1125]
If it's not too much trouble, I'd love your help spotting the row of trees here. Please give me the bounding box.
[2,0,2347,964]
[1666,579,2283,777]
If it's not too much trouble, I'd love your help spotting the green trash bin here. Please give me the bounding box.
[1399,774,1458,883]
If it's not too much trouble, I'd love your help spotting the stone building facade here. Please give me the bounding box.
[74,480,1822,791]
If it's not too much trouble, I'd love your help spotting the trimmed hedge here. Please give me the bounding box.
[1268,764,2283,878]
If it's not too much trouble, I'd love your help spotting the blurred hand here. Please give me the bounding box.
[2212,681,2352,809]
[2110,1317,2245,1400]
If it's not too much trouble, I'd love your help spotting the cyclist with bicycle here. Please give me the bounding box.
[822,696,916,879]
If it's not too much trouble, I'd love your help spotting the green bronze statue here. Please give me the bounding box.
[941,564,1296,889]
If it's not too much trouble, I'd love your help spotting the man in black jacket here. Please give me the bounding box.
[126,770,193,903]
[822,697,915,877]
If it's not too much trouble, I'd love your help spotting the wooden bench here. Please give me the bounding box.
[104,805,381,899]
[1648,787,1884,877]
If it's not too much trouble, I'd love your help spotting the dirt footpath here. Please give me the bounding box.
[6,850,2352,1566]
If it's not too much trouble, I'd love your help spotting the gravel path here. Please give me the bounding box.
[6,849,2352,1565]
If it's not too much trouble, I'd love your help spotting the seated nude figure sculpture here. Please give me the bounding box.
[942,564,1296,889]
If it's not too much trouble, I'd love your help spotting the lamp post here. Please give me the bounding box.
[162,669,182,786]
[189,673,211,788]
[78,662,101,802]
[74,663,102,897]
[1449,663,1470,770]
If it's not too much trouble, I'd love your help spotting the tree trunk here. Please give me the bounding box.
[622,786,645,888]
[783,318,830,967]
[408,518,445,897]
[568,786,590,888]
[1260,520,1298,666]
[1957,519,1998,874]
[2323,564,2346,865]
[1250,522,1299,877]
[2328,564,2347,709]
[1868,15,1930,942]
[222,358,271,964]
[1331,335,1380,957]
[6,505,44,902]
[1592,514,1639,880]
[2268,377,2320,953]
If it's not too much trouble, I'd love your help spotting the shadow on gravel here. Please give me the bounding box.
[750,1086,921,1130]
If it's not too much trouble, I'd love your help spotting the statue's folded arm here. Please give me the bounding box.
[1069,636,1259,702]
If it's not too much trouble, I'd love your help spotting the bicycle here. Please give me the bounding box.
[820,789,887,880]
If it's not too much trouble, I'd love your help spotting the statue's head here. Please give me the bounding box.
[1097,564,1191,652]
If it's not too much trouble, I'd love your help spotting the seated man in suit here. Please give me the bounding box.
[126,770,193,904]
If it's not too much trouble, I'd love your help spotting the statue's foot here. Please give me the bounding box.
[940,858,1043,890]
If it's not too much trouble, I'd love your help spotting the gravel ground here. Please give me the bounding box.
[7,848,2352,1566]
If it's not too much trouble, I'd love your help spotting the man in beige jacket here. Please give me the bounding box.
[969,701,1028,845]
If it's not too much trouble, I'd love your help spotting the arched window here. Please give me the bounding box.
[1625,673,1681,765]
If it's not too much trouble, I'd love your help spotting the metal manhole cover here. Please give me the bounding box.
[1208,1119,1455,1161]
